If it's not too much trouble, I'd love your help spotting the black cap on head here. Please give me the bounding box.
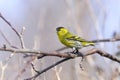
[56,27,64,31]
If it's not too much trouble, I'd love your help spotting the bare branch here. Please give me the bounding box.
[25,48,120,80]
[0,45,120,80]
[0,47,78,58]
[0,29,11,46]
[0,13,25,48]
[25,58,71,80]
[85,48,120,63]
[92,38,120,43]
[15,57,35,80]
[0,46,120,63]
[0,29,18,49]
[20,27,26,35]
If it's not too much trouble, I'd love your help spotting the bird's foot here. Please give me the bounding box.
[72,49,84,57]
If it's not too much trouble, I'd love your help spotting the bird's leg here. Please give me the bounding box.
[72,47,84,58]
[72,47,78,54]
[72,47,84,57]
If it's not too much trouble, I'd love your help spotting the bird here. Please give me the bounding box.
[56,27,94,54]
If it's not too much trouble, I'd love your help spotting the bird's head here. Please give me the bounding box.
[56,27,69,36]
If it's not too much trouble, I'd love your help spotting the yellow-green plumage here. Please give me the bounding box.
[56,27,94,49]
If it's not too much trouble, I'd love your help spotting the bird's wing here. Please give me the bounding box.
[66,35,86,42]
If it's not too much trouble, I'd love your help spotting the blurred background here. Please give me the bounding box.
[0,0,120,80]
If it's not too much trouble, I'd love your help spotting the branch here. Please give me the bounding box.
[0,29,11,46]
[0,13,25,48]
[0,47,120,63]
[0,45,120,80]
[92,38,120,43]
[0,47,77,58]
[25,58,71,80]
[0,28,18,49]
[25,48,120,80]
[85,48,120,63]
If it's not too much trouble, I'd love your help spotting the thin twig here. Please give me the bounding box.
[55,47,68,52]
[0,29,11,46]
[15,57,36,80]
[0,13,25,48]
[0,29,18,49]
[31,63,41,74]
[92,38,120,43]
